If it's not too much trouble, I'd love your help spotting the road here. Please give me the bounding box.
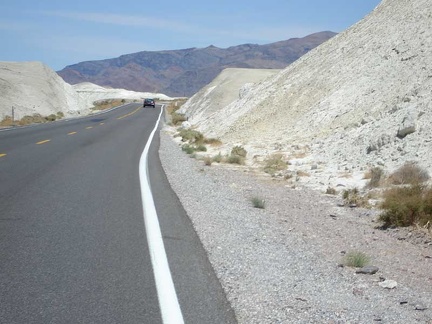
[0,103,236,323]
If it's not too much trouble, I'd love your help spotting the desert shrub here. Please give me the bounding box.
[171,113,187,125]
[326,187,337,195]
[182,144,195,154]
[45,114,57,122]
[367,167,384,188]
[379,184,432,227]
[203,156,212,166]
[178,129,204,144]
[231,145,247,158]
[226,154,244,165]
[56,111,64,118]
[263,154,287,175]
[389,162,430,185]
[342,188,368,207]
[251,197,266,209]
[212,153,223,163]
[17,114,45,125]
[196,144,207,152]
[342,251,370,268]
[296,170,310,177]
[204,138,222,146]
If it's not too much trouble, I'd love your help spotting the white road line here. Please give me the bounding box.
[139,106,184,324]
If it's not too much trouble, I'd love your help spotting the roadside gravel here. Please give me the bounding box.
[159,129,432,323]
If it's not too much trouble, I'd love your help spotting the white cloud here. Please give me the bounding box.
[38,10,194,32]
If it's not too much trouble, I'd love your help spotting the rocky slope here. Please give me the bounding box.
[181,0,432,190]
[57,32,336,97]
[179,68,280,124]
[0,61,88,119]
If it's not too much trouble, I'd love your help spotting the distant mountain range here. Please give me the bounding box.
[57,31,336,97]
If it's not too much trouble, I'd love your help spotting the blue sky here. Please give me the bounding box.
[0,0,381,71]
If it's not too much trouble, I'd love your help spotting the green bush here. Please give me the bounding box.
[45,114,57,122]
[263,154,287,175]
[379,184,432,227]
[196,144,207,152]
[212,153,223,163]
[231,145,247,157]
[182,144,195,154]
[251,197,266,209]
[178,129,204,144]
[227,154,244,165]
[343,251,370,268]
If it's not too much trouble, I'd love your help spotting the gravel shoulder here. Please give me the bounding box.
[159,129,432,323]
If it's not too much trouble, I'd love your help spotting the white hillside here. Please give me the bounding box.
[73,82,173,107]
[179,68,280,124]
[0,61,88,119]
[183,0,432,189]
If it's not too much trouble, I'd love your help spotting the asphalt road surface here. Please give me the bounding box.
[0,103,236,323]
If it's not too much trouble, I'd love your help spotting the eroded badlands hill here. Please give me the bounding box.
[182,0,432,189]
[0,62,173,123]
[0,61,88,119]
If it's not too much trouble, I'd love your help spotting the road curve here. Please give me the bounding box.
[0,103,236,323]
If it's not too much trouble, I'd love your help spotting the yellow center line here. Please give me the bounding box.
[86,126,93,129]
[68,131,77,135]
[0,153,6,158]
[117,107,141,120]
[36,139,51,145]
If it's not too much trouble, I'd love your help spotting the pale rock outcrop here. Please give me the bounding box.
[179,68,280,127]
[181,0,432,190]
[0,61,88,119]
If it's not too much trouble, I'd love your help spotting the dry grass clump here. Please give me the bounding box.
[342,251,370,268]
[166,99,188,125]
[297,170,311,177]
[388,162,429,185]
[326,187,338,195]
[171,113,187,125]
[379,184,432,228]
[203,156,213,166]
[263,154,287,175]
[366,167,384,188]
[93,99,125,110]
[204,138,223,146]
[342,188,369,207]
[178,129,204,144]
[1,112,66,127]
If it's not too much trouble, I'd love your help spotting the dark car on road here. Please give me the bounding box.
[143,98,155,108]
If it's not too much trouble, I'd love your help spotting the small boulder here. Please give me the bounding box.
[379,280,397,289]
[397,111,416,138]
[180,121,191,129]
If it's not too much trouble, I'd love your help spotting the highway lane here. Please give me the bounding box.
[0,103,236,323]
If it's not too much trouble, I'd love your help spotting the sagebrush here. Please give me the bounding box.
[379,184,432,227]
